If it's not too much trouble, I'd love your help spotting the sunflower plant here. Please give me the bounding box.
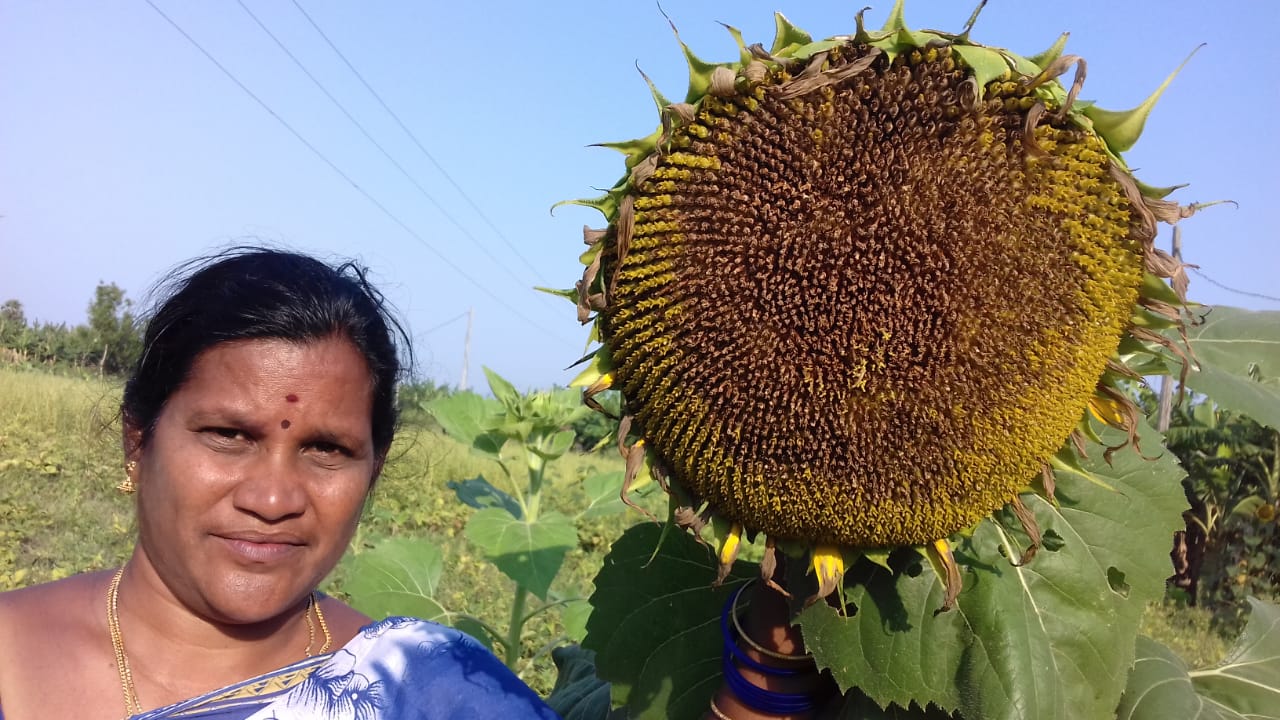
[344,368,631,674]
[555,3,1279,718]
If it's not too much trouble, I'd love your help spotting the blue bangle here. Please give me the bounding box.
[720,584,818,714]
[722,653,818,714]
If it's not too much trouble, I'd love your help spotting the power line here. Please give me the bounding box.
[140,0,571,342]
[287,0,546,281]
[233,0,538,296]
[420,311,468,336]
[1189,268,1280,304]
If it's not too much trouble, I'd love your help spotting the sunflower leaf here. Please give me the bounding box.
[1116,599,1280,720]
[797,419,1187,720]
[464,508,578,601]
[1116,637,1216,719]
[1180,306,1280,430]
[341,536,450,623]
[1186,597,1280,717]
[584,523,754,719]
[561,600,594,645]
[425,391,506,462]
[799,557,966,711]
[830,691,958,719]
[577,470,628,520]
[484,366,521,407]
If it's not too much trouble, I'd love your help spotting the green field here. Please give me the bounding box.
[0,366,1233,696]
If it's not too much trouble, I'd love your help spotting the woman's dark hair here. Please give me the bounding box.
[123,248,410,455]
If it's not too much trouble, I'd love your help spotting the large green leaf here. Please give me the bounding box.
[562,598,593,643]
[1182,307,1280,430]
[1117,599,1280,720]
[577,471,628,520]
[798,556,966,711]
[1118,636,1214,719]
[464,508,578,600]
[425,391,506,459]
[831,690,957,719]
[585,523,754,719]
[531,428,577,461]
[1188,598,1280,717]
[797,419,1188,720]
[341,536,450,622]
[484,366,521,407]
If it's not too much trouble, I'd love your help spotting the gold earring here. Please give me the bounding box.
[118,461,138,495]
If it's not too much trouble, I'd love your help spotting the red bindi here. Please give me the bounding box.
[285,394,298,403]
[281,419,291,429]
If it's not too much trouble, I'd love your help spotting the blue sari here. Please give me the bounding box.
[4,618,559,719]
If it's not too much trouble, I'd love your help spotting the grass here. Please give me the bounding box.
[1139,600,1231,669]
[0,368,134,586]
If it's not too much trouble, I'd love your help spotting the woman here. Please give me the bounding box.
[0,249,559,719]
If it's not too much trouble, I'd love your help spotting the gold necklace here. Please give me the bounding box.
[106,568,332,718]
[303,590,334,657]
[107,568,142,718]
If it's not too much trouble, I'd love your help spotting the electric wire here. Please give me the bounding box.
[140,0,572,342]
[287,0,546,280]
[234,0,539,296]
[1189,268,1280,304]
[420,311,468,336]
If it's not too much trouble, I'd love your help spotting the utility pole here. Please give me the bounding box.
[1156,225,1183,432]
[460,307,474,391]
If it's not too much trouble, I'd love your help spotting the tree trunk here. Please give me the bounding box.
[1169,480,1207,605]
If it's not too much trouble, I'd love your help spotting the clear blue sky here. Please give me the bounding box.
[2,1,1276,391]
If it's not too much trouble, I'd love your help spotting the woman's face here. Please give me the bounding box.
[128,335,378,625]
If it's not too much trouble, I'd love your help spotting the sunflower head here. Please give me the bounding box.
[565,2,1194,601]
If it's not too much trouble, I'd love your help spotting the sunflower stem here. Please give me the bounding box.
[504,584,529,669]
[526,452,545,521]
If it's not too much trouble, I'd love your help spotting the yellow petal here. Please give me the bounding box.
[811,544,845,600]
[719,522,744,567]
[1088,394,1126,428]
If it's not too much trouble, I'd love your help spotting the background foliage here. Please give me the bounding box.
[1,284,141,375]
[1162,400,1279,631]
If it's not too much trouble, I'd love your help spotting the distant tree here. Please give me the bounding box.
[0,299,26,345]
[85,282,142,375]
[30,321,71,366]
[1164,400,1279,628]
[397,379,455,429]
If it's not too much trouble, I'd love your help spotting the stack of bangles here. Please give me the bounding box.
[711,581,825,719]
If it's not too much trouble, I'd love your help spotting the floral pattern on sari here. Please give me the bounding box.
[130,618,558,720]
